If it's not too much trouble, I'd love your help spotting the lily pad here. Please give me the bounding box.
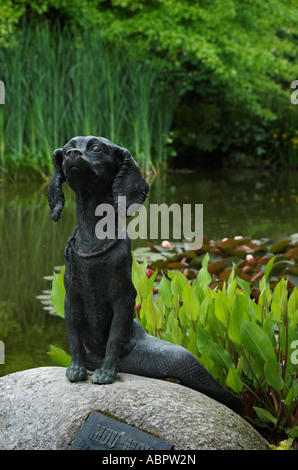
[269,260,295,277]
[219,268,241,281]
[269,239,292,254]
[166,262,188,269]
[286,267,298,275]
[208,261,228,274]
[209,280,224,290]
[219,239,239,252]
[287,275,298,288]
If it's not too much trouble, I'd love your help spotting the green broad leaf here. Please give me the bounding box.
[276,279,288,320]
[207,340,235,371]
[264,357,284,391]
[290,309,298,330]
[167,269,175,280]
[226,367,243,393]
[228,265,236,284]
[204,296,222,332]
[138,300,148,330]
[249,299,262,321]
[284,387,298,407]
[158,275,173,308]
[186,329,199,358]
[171,270,187,298]
[141,293,162,332]
[51,267,65,318]
[48,345,71,367]
[197,291,212,326]
[171,317,183,346]
[143,268,158,298]
[155,293,165,314]
[288,287,298,320]
[236,276,251,297]
[196,326,213,354]
[253,407,277,424]
[165,308,175,334]
[271,300,281,323]
[242,353,264,378]
[264,255,276,282]
[258,279,272,310]
[241,319,276,363]
[250,356,266,377]
[262,314,277,349]
[228,294,245,345]
[132,254,148,294]
[202,252,209,270]
[182,281,200,322]
[288,426,298,438]
[226,278,237,309]
[214,289,229,328]
[178,303,188,328]
[199,351,219,379]
[197,253,211,291]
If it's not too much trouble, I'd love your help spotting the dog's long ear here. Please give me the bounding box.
[112,146,149,216]
[47,148,66,222]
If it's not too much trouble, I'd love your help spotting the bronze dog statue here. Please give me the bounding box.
[48,135,245,414]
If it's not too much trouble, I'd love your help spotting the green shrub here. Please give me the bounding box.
[133,253,298,434]
[49,252,298,437]
[2,0,298,169]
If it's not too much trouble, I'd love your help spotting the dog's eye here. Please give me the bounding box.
[91,145,101,152]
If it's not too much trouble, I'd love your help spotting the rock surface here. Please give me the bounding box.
[0,366,268,450]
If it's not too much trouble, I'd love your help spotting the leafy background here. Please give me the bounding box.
[0,0,298,175]
[46,238,298,447]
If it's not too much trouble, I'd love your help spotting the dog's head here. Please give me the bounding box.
[47,136,149,221]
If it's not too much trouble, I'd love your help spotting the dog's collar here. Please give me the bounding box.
[67,226,119,259]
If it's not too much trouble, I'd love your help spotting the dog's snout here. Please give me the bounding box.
[63,147,85,175]
[66,148,83,158]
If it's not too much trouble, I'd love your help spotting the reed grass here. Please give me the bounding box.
[0,24,180,180]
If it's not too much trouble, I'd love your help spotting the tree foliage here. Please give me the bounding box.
[1,0,298,165]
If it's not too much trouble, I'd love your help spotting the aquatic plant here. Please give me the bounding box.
[137,234,298,296]
[47,244,298,442]
[0,25,180,180]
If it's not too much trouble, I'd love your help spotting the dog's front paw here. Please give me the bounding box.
[66,364,87,382]
[91,366,116,385]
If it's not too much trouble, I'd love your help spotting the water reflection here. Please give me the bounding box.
[147,168,298,243]
[0,168,297,376]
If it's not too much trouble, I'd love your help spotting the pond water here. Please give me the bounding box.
[0,167,297,377]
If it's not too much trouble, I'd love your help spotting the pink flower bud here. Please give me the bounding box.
[161,240,171,249]
[246,254,254,264]
[146,268,154,278]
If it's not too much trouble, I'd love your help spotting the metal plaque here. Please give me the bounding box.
[69,411,174,450]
